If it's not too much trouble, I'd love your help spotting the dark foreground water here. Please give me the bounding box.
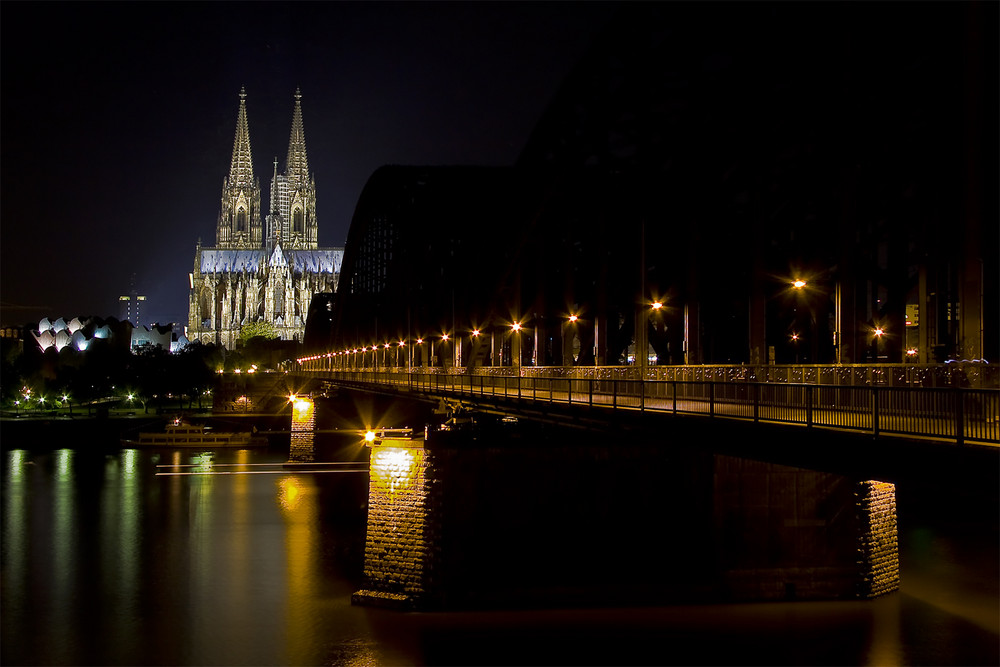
[2,428,997,666]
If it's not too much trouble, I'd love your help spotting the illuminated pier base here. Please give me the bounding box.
[352,437,432,609]
[288,396,316,463]
[352,435,898,610]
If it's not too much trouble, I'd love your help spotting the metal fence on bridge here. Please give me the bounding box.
[300,368,999,446]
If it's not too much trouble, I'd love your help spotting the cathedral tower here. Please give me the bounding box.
[268,89,318,250]
[189,88,342,350]
[217,87,263,248]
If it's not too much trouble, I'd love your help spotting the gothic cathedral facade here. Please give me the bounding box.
[188,89,343,349]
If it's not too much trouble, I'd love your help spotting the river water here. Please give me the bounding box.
[1,427,997,666]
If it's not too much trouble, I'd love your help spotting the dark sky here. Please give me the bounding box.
[1,2,615,328]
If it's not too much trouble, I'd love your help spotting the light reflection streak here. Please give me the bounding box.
[277,474,319,664]
[157,469,366,476]
[227,449,251,633]
[52,449,76,663]
[3,451,28,641]
[156,461,365,468]
[118,449,141,623]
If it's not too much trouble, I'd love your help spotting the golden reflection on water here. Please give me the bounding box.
[278,473,318,665]
[865,592,903,666]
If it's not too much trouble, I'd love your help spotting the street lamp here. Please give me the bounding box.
[441,333,450,368]
[511,321,523,372]
[873,326,885,361]
[563,314,580,366]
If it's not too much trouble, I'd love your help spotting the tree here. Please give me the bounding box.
[238,321,277,345]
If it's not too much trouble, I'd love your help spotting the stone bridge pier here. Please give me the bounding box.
[351,428,898,611]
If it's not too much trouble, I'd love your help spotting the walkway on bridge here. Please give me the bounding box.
[294,364,1000,446]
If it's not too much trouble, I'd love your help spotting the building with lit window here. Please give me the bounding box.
[188,88,343,349]
[119,275,147,326]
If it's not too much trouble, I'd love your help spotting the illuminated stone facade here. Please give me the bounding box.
[188,88,343,349]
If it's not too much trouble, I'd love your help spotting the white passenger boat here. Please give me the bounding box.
[123,419,263,447]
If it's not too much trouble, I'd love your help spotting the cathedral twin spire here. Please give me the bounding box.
[217,87,317,250]
[229,87,255,188]
[285,89,310,185]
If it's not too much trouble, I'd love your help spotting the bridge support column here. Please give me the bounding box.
[595,315,607,366]
[288,395,316,462]
[352,429,899,611]
[713,457,898,600]
[353,436,435,610]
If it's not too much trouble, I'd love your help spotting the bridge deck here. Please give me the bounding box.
[298,370,1000,446]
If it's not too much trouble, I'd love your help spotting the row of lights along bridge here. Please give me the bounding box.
[299,279,904,368]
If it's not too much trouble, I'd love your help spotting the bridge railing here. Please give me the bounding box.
[299,360,997,388]
[308,369,999,445]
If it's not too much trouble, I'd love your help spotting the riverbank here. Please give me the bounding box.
[0,412,297,448]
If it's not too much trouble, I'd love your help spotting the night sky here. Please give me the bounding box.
[1,2,615,328]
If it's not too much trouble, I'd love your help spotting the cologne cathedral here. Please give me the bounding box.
[188,88,343,349]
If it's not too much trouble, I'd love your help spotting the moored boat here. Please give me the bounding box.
[122,418,264,448]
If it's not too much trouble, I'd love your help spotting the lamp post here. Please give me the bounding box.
[511,321,522,374]
[873,326,885,361]
[469,328,480,370]
[564,314,578,366]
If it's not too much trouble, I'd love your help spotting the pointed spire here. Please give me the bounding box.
[284,88,309,184]
[229,87,255,187]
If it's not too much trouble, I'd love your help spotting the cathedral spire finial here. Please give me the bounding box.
[285,89,309,184]
[229,87,255,187]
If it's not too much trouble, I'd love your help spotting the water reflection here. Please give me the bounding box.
[2,451,28,649]
[0,435,995,666]
[279,474,319,665]
[52,449,76,664]
[99,449,141,642]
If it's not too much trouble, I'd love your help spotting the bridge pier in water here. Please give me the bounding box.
[288,395,316,462]
[351,428,899,610]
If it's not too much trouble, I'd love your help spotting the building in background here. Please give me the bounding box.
[119,274,147,326]
[188,88,343,349]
